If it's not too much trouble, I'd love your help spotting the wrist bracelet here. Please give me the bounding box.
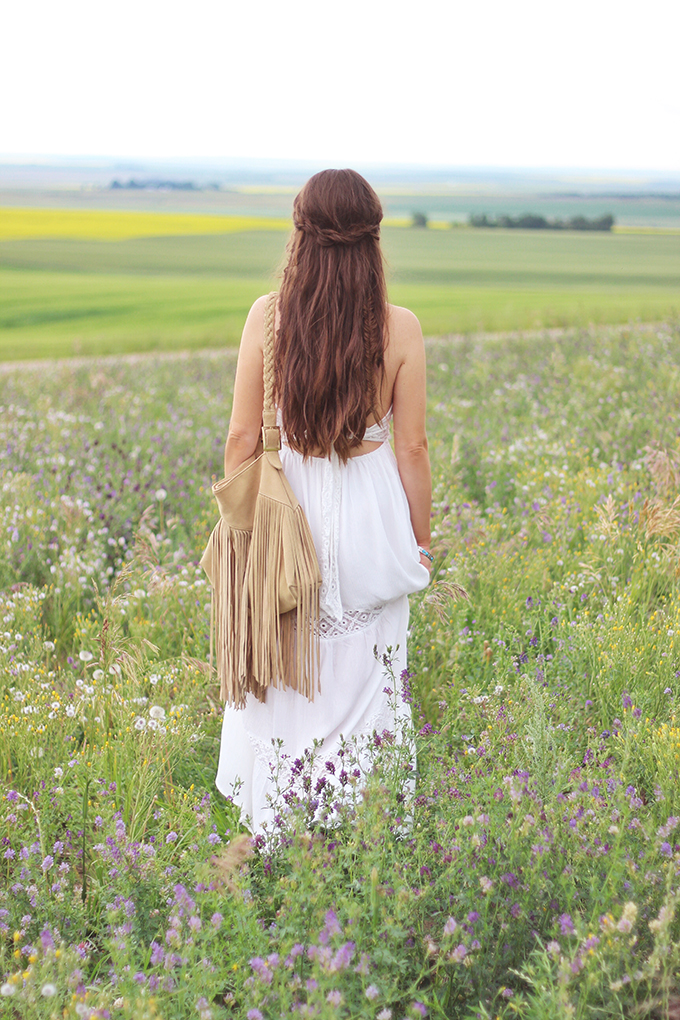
[418,546,434,563]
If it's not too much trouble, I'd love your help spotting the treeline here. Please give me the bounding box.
[110,179,221,191]
[469,212,615,231]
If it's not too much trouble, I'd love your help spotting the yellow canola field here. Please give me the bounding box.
[0,207,292,241]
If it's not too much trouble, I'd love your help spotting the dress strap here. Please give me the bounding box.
[363,407,392,443]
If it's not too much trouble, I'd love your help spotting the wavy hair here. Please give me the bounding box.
[275,168,387,463]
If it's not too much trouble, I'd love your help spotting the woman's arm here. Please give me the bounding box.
[390,307,432,569]
[223,296,267,477]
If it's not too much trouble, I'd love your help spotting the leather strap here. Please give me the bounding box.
[262,292,281,449]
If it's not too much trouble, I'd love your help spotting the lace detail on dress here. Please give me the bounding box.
[363,407,392,443]
[316,604,386,640]
[248,732,277,768]
[319,451,343,620]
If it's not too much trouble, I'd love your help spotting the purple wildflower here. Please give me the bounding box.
[330,941,355,972]
[249,957,273,985]
[354,952,370,976]
[319,909,342,945]
[150,941,164,965]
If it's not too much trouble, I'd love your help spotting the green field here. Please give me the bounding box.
[1,224,678,359]
[4,323,680,1017]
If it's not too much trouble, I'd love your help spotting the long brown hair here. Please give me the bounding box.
[275,168,387,463]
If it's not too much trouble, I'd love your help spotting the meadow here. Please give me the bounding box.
[0,206,678,359]
[2,320,680,1018]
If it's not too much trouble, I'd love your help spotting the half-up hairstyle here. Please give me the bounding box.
[275,168,387,463]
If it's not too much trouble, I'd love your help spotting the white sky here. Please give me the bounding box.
[2,0,679,171]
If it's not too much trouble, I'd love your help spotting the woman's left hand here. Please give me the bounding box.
[419,549,433,572]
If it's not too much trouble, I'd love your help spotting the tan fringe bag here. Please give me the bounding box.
[200,292,322,707]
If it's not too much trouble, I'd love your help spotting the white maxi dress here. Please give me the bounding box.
[215,413,430,832]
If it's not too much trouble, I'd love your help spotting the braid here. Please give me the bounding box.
[294,214,380,247]
[362,295,384,426]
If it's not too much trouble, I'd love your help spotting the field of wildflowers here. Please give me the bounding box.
[1,320,680,1018]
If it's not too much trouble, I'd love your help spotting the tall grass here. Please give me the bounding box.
[1,321,680,1017]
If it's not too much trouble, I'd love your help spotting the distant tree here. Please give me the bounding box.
[469,213,494,228]
[566,214,614,231]
[515,214,549,229]
[468,211,615,232]
[412,211,428,228]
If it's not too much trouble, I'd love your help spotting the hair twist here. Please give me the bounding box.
[293,214,380,247]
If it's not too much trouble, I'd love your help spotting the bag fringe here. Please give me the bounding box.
[206,500,320,707]
[246,495,320,701]
[207,519,252,707]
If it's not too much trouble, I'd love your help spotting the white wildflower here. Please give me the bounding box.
[79,650,93,662]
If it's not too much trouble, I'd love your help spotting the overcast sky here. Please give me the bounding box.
[2,0,678,171]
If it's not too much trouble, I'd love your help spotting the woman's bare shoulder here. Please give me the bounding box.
[248,294,271,318]
[240,294,272,350]
[386,303,424,352]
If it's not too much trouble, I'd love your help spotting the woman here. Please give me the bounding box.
[215,169,432,832]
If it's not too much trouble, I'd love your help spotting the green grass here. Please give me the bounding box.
[384,226,680,288]
[0,271,272,359]
[4,323,680,1017]
[391,283,679,334]
[0,232,288,276]
[0,226,678,359]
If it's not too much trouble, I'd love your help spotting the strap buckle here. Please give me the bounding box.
[262,425,281,452]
